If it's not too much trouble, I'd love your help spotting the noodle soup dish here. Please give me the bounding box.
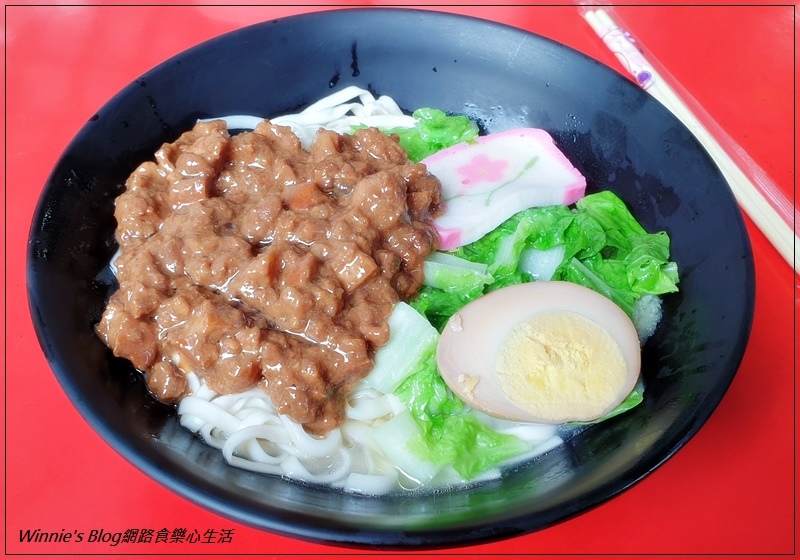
[27,9,754,547]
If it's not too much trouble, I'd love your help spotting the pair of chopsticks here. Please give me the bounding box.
[581,7,798,273]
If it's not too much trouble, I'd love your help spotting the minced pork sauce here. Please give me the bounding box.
[96,119,442,434]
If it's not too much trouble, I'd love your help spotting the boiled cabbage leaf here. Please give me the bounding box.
[383,108,479,162]
[394,352,528,480]
[415,190,679,324]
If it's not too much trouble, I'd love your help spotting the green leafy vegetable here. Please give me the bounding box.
[394,352,528,479]
[413,253,494,331]
[383,108,479,162]
[420,190,679,323]
[422,252,493,293]
[364,303,439,393]
[562,191,679,304]
[560,258,636,316]
[455,205,575,290]
[410,286,483,332]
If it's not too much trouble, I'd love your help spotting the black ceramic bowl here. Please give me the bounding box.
[27,8,754,548]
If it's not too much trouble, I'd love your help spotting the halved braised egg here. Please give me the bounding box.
[436,281,641,424]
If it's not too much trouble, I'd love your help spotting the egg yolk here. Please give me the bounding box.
[496,310,628,423]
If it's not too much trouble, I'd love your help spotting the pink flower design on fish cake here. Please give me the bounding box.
[456,154,509,192]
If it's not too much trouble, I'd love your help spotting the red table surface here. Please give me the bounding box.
[3,3,796,558]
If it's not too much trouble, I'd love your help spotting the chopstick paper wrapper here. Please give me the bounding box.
[581,7,798,273]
